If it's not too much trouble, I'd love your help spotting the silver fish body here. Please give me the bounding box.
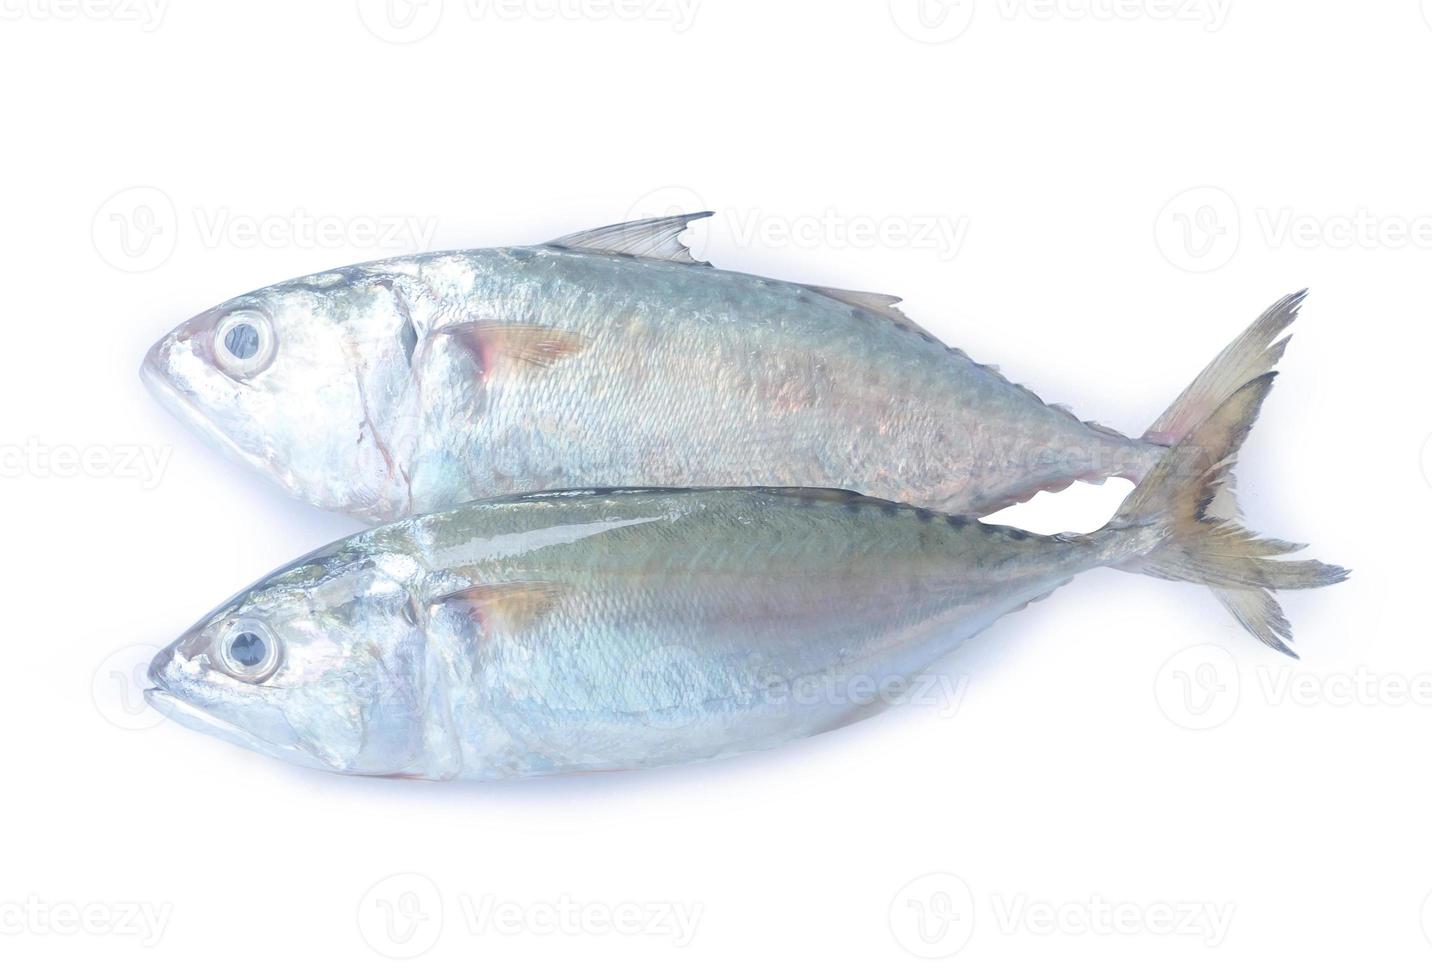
[144,372,1349,780]
[145,487,1122,779]
[140,214,1210,524]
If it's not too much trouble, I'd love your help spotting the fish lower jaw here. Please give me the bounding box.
[143,687,331,773]
[139,358,279,487]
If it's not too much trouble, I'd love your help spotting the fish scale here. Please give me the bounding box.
[149,488,1106,778]
[146,389,1348,781]
[143,213,1172,524]
[140,215,1318,649]
[139,216,1344,778]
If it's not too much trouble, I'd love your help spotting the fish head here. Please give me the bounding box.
[141,270,423,522]
[145,543,435,776]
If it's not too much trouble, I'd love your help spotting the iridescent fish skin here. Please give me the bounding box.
[141,213,1281,524]
[146,488,1117,779]
[145,383,1346,780]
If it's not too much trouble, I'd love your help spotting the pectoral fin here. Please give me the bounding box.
[432,321,586,374]
[431,582,563,634]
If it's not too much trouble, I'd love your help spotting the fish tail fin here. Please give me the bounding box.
[1142,289,1306,447]
[1106,372,1348,656]
[1136,289,1309,630]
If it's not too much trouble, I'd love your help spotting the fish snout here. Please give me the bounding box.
[140,344,171,399]
[145,645,174,690]
[140,324,269,476]
[140,333,194,418]
[144,641,198,701]
[139,306,227,409]
[145,629,212,694]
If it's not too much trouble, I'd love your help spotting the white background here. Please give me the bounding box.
[1,0,1424,975]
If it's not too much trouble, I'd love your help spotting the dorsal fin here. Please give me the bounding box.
[799,284,942,342]
[546,212,714,265]
[549,218,940,339]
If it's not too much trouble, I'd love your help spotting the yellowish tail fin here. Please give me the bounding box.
[1112,373,1348,656]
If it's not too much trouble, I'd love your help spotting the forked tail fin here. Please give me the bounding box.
[1110,373,1348,656]
[1143,290,1306,447]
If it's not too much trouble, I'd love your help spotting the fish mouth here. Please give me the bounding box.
[144,686,261,749]
[143,679,331,772]
[140,345,272,481]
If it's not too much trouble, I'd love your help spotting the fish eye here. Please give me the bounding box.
[213,310,276,377]
[224,322,260,359]
[215,618,282,682]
